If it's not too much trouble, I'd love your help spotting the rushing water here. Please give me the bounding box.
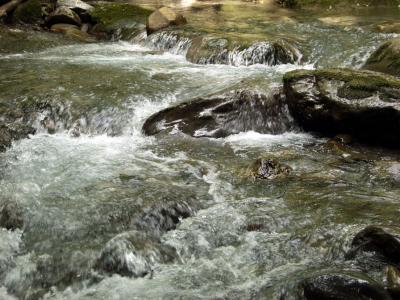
[1,1,400,299]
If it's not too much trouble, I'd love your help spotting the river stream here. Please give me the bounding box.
[0,1,400,299]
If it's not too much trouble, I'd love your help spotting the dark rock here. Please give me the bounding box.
[0,123,35,152]
[346,226,400,266]
[57,0,94,23]
[302,274,392,300]
[96,231,176,277]
[363,38,400,77]
[249,158,292,179]
[133,201,194,234]
[46,7,82,27]
[143,90,293,138]
[146,7,187,34]
[283,68,400,148]
[0,201,24,231]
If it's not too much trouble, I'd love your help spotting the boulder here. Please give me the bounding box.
[146,7,186,34]
[363,38,400,77]
[142,90,293,138]
[346,226,400,266]
[46,7,81,27]
[133,201,194,234]
[12,0,43,24]
[283,68,400,148]
[186,36,300,66]
[0,201,24,231]
[96,231,176,277]
[57,0,94,23]
[301,274,392,300]
[249,158,292,179]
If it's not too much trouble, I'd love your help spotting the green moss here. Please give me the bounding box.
[91,3,153,29]
[13,0,42,24]
[277,0,400,8]
[284,68,400,91]
[364,38,400,77]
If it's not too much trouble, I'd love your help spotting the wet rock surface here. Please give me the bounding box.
[96,231,176,277]
[0,123,35,152]
[249,158,292,179]
[0,201,24,231]
[46,7,82,27]
[301,274,392,300]
[346,226,400,266]
[283,68,400,148]
[133,200,195,234]
[364,38,400,77]
[143,90,294,138]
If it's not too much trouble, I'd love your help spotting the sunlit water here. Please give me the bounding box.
[0,3,400,299]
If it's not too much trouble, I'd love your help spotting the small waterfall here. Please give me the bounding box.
[195,40,301,66]
[139,30,301,66]
[143,31,192,55]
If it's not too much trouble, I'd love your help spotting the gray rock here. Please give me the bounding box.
[97,231,176,277]
[146,7,186,34]
[143,90,293,138]
[46,7,82,27]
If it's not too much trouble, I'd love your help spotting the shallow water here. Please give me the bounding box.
[0,2,400,299]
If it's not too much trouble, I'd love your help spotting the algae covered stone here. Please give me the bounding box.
[13,0,43,24]
[91,3,152,30]
[364,38,400,77]
[283,68,400,147]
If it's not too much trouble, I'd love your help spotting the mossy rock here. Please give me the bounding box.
[375,22,400,34]
[91,3,153,31]
[13,0,43,24]
[279,0,400,8]
[283,68,400,148]
[363,38,400,77]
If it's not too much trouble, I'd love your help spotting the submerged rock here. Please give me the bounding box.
[97,231,176,277]
[0,123,35,152]
[363,38,400,77]
[283,68,400,148]
[249,158,292,179]
[46,7,82,27]
[91,3,152,37]
[346,226,400,266]
[146,7,187,35]
[133,201,194,234]
[143,90,293,138]
[50,23,79,33]
[0,201,24,231]
[375,22,400,34]
[301,274,392,300]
